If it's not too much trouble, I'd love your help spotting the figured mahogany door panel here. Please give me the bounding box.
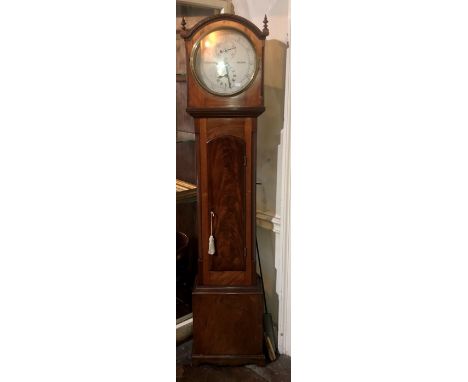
[207,135,246,272]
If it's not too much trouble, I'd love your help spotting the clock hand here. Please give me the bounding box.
[216,73,231,88]
[224,62,232,88]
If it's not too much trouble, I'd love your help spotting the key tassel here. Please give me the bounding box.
[208,211,216,255]
[208,235,215,255]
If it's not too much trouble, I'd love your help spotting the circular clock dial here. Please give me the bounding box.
[192,29,257,96]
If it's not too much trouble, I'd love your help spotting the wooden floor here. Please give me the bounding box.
[177,340,291,382]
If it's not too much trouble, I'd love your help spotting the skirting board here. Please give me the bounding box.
[176,314,193,345]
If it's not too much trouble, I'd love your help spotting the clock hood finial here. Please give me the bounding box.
[262,15,269,37]
[181,16,187,31]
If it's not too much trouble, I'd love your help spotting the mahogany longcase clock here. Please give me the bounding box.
[181,13,269,366]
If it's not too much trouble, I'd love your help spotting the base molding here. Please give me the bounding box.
[192,354,266,367]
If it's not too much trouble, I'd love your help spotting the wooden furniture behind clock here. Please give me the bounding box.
[181,13,269,366]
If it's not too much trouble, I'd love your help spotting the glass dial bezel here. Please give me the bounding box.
[190,27,259,97]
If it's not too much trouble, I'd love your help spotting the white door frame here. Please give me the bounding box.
[275,30,291,356]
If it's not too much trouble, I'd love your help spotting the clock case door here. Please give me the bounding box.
[197,117,257,286]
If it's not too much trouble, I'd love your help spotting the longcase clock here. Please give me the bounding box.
[180,13,269,366]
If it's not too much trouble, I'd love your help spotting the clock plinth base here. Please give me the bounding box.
[191,354,266,367]
[191,278,266,366]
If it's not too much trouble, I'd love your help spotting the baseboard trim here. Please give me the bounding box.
[256,210,281,233]
[176,315,193,345]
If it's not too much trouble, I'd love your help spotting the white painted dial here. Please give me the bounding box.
[192,29,257,96]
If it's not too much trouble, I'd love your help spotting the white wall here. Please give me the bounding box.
[232,0,289,43]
